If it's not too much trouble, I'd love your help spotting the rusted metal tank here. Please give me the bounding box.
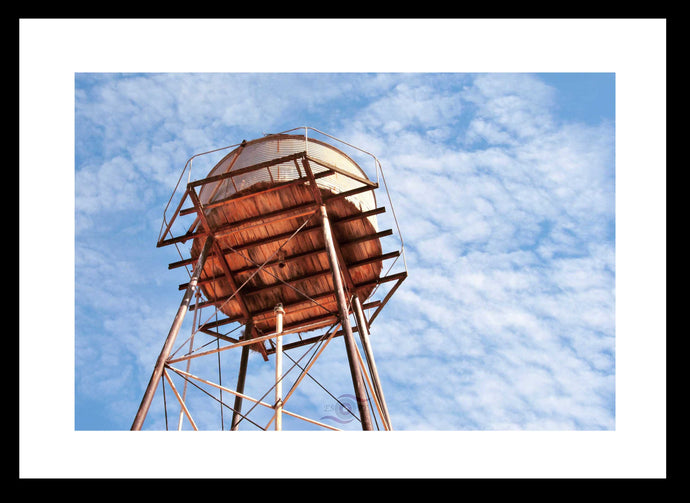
[187,133,385,340]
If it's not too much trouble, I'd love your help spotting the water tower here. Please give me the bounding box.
[131,127,407,431]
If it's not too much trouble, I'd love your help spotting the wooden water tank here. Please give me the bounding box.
[187,134,385,341]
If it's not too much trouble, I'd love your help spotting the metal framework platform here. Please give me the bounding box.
[131,128,407,431]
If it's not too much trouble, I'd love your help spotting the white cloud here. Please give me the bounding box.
[360,82,463,131]
[75,156,141,213]
[464,73,556,144]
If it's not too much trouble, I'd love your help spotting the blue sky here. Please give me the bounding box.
[20,19,665,478]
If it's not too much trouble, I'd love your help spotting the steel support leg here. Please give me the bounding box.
[131,236,215,431]
[319,205,374,430]
[230,321,252,430]
[274,303,285,431]
[352,294,392,430]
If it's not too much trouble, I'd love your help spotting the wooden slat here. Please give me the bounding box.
[180,249,399,291]
[213,202,319,240]
[194,271,406,327]
[168,221,390,271]
[187,187,269,360]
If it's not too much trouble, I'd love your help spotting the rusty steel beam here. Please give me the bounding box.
[213,202,319,240]
[301,157,324,205]
[157,227,207,248]
[131,235,215,431]
[168,216,390,271]
[187,151,307,190]
[194,270,401,330]
[262,296,384,355]
[324,207,356,294]
[366,273,408,327]
[352,294,392,430]
[274,304,285,430]
[194,179,377,245]
[176,228,392,287]
[239,250,401,299]
[188,187,269,361]
[182,247,397,298]
[230,320,253,430]
[190,252,399,311]
[180,169,336,217]
[305,154,377,188]
[197,327,240,344]
[319,204,373,430]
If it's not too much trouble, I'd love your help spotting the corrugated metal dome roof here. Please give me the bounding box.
[199,134,378,230]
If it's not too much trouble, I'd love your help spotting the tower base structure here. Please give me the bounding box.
[132,128,406,431]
